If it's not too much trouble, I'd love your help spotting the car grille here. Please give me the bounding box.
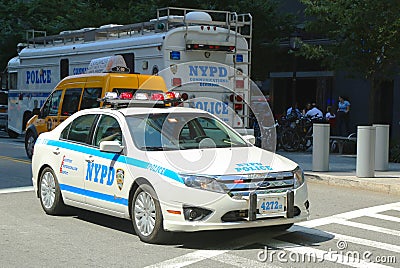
[215,172,294,199]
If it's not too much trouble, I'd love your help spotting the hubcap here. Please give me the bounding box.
[134,191,156,236]
[40,172,56,209]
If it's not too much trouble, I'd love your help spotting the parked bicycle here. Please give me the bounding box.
[280,115,324,152]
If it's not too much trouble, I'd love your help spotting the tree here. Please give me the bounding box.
[300,0,400,123]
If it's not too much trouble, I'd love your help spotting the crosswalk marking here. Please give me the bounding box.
[336,220,400,237]
[366,213,400,223]
[269,239,392,268]
[291,225,400,254]
[145,202,400,268]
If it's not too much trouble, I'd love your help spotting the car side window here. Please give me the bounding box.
[62,114,97,144]
[41,90,62,118]
[94,115,122,147]
[61,88,82,116]
[81,88,102,110]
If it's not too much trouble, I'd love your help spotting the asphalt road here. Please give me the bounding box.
[0,132,399,267]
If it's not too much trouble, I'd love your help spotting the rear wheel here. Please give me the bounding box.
[39,167,66,215]
[25,130,37,159]
[131,183,170,243]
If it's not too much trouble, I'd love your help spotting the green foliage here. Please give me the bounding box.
[300,0,400,80]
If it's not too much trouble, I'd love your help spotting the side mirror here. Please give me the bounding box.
[100,141,124,153]
[242,134,256,145]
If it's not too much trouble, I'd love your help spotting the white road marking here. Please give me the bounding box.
[0,186,34,194]
[291,225,400,253]
[366,213,400,223]
[145,249,230,268]
[336,220,400,237]
[270,239,391,268]
[147,202,400,268]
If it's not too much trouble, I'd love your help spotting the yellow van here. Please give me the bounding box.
[25,56,168,158]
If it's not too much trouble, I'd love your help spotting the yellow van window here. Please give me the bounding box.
[61,88,82,116]
[41,90,62,118]
[81,88,102,109]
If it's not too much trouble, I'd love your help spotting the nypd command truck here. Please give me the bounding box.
[5,7,253,139]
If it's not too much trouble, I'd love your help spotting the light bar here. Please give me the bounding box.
[186,44,235,52]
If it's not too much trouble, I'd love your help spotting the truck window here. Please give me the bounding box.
[61,88,82,116]
[81,88,102,109]
[60,59,69,79]
[41,90,62,118]
[8,72,17,90]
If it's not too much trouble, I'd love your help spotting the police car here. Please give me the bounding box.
[32,94,309,243]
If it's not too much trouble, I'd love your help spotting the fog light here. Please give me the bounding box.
[183,206,212,221]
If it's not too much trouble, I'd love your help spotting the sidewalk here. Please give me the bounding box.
[279,151,400,196]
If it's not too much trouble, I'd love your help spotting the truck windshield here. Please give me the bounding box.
[126,113,249,151]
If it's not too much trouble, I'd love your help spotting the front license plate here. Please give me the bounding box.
[259,197,285,214]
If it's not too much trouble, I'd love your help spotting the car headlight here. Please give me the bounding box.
[180,175,227,194]
[293,166,305,188]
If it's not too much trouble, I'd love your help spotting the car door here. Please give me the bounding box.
[58,113,98,204]
[84,114,128,213]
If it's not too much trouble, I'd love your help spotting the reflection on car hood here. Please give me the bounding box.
[137,146,298,176]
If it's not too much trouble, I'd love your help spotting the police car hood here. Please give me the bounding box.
[144,146,298,176]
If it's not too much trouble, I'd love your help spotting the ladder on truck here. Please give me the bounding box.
[156,7,253,129]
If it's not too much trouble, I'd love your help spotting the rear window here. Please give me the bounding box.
[0,91,7,105]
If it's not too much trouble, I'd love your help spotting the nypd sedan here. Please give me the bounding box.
[32,104,309,243]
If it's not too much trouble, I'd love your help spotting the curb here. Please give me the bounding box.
[305,173,400,196]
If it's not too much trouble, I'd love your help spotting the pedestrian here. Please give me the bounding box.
[325,106,336,135]
[336,96,351,136]
[302,103,311,115]
[305,102,323,120]
[286,103,302,121]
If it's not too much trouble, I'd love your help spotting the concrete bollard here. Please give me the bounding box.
[356,126,375,177]
[312,123,330,171]
[373,124,389,171]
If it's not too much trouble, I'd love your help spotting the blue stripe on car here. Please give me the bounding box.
[60,184,128,206]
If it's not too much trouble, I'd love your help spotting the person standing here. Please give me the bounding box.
[336,96,351,136]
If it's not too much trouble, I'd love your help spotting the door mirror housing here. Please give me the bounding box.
[99,141,124,153]
[242,134,256,145]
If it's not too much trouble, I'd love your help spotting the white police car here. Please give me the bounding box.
[32,97,309,243]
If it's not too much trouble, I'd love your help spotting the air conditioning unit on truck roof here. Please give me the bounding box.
[5,7,253,138]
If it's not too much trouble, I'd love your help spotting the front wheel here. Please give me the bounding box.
[280,129,300,152]
[25,130,37,159]
[39,167,66,215]
[131,184,170,244]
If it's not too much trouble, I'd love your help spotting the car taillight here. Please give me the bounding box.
[229,94,243,110]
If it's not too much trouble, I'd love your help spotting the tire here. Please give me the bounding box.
[39,167,66,215]
[7,129,19,138]
[25,130,37,159]
[280,129,300,152]
[131,183,170,243]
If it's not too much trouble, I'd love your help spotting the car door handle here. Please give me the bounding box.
[53,148,60,155]
[85,156,94,163]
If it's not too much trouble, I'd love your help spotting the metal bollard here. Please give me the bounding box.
[312,123,330,171]
[356,126,375,177]
[373,124,389,171]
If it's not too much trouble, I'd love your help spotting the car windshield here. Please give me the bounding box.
[126,113,249,151]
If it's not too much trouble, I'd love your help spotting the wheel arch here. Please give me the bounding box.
[36,164,52,198]
[128,177,154,219]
